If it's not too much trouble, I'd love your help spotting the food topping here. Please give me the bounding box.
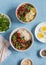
[22,59,32,65]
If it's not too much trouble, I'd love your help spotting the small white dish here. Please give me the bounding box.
[35,22,46,43]
[9,27,34,52]
[40,48,46,58]
[21,58,33,65]
[0,13,11,33]
[16,2,37,24]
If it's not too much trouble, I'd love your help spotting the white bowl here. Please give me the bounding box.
[0,13,11,33]
[35,22,46,43]
[9,27,34,52]
[40,48,46,58]
[21,58,33,65]
[16,2,37,24]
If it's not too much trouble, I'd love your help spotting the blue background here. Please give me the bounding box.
[0,0,46,65]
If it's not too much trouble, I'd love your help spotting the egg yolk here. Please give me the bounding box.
[31,8,35,13]
[41,26,46,32]
[37,32,44,39]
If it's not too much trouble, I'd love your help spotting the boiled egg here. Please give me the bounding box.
[31,8,36,15]
[40,26,46,32]
[37,32,44,39]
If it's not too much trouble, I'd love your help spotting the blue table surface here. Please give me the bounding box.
[0,0,46,65]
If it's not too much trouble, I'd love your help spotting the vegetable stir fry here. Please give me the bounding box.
[11,31,32,50]
[17,3,36,22]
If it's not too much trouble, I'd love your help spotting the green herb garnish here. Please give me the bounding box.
[0,14,10,32]
[15,42,21,49]
[27,6,32,11]
[20,15,26,22]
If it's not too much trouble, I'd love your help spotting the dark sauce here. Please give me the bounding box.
[42,50,46,56]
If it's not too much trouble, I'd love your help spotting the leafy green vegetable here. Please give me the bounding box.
[0,14,10,32]
[12,33,18,43]
[20,15,26,21]
[23,12,28,15]
[15,42,21,49]
[27,6,32,11]
[12,36,16,41]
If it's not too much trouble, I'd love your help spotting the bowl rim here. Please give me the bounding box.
[35,22,46,43]
[9,27,34,52]
[0,13,11,33]
[16,2,37,24]
[40,48,46,58]
[21,58,33,65]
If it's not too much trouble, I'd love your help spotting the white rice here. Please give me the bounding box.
[17,29,31,41]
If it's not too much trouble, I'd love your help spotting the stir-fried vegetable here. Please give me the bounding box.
[0,14,10,32]
[17,3,36,22]
[20,15,26,22]
[11,32,32,50]
[27,5,32,11]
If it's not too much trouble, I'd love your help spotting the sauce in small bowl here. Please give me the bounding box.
[40,49,46,57]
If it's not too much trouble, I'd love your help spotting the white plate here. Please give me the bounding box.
[35,22,46,43]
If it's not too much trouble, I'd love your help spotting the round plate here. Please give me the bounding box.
[35,22,46,43]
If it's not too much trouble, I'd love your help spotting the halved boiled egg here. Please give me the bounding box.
[40,26,46,32]
[37,32,44,39]
[31,8,36,15]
